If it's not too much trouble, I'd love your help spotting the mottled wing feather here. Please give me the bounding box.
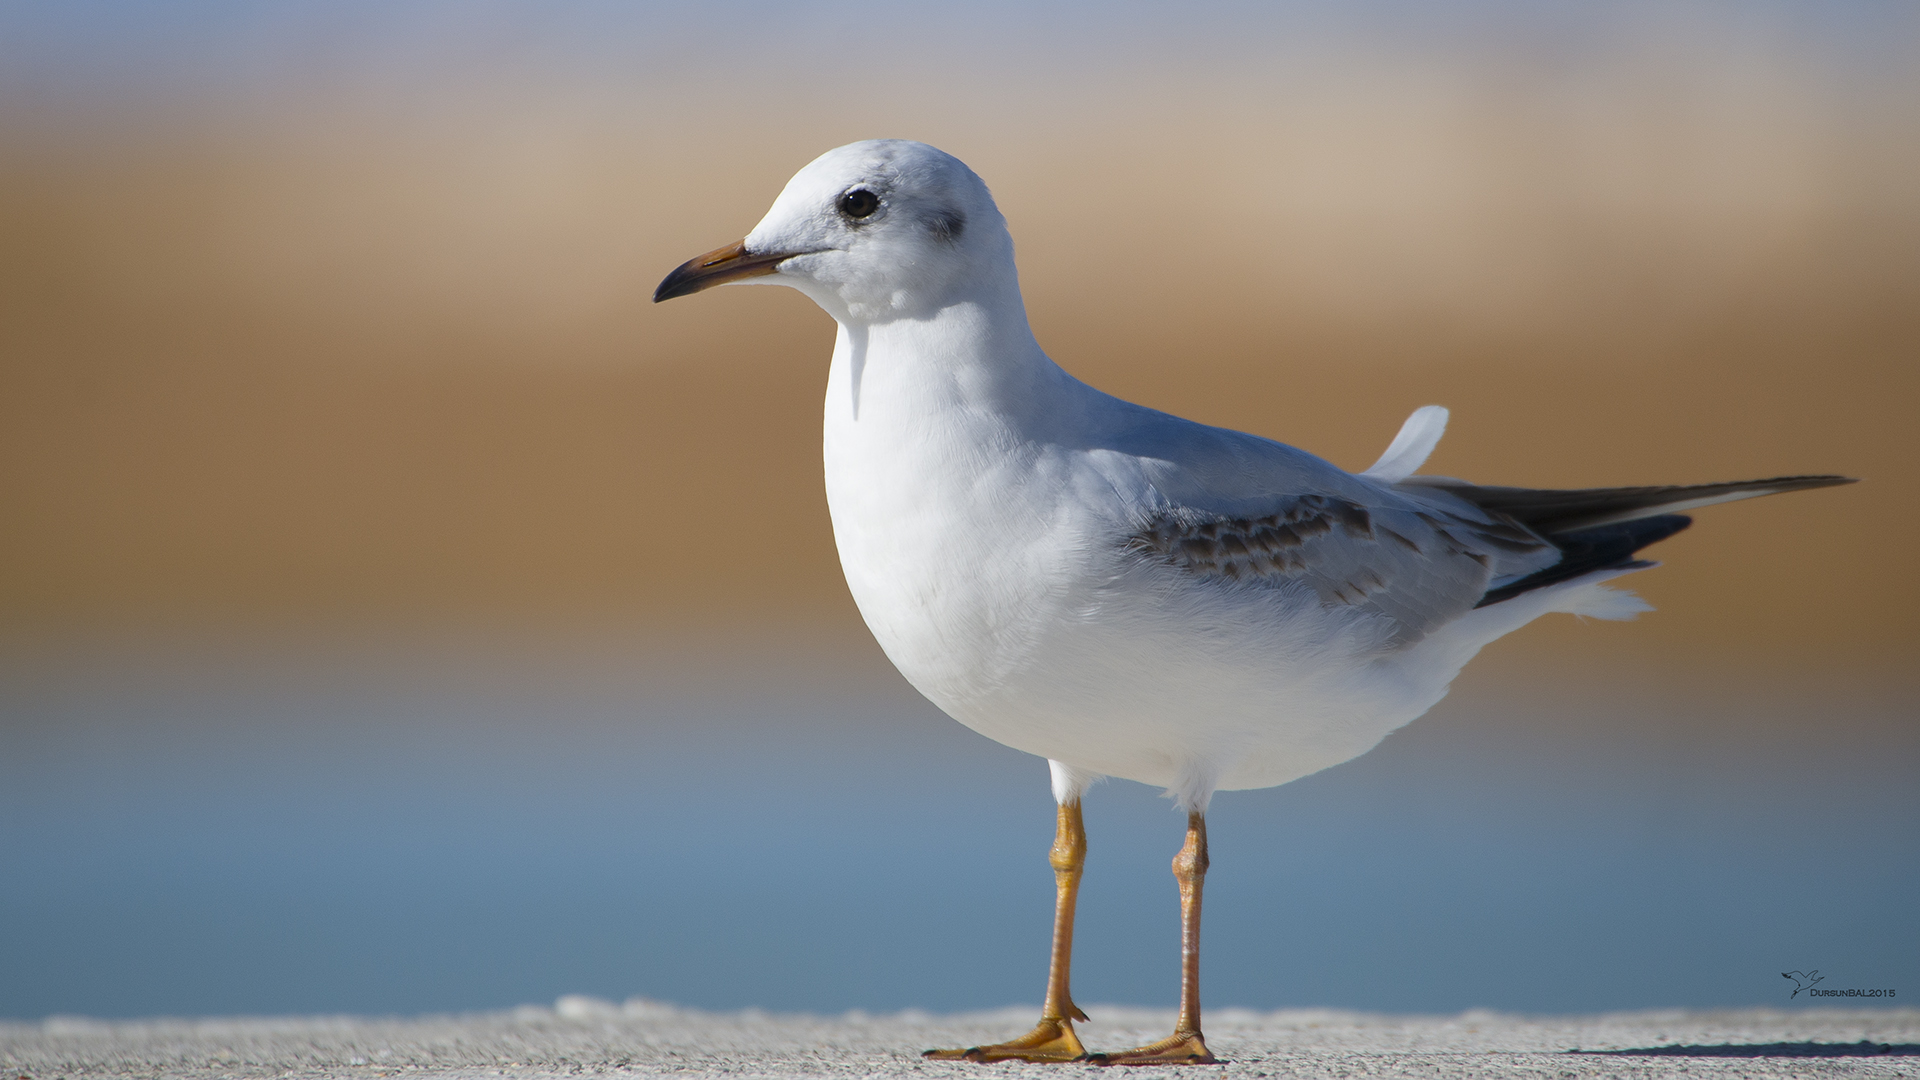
[1126,491,1556,644]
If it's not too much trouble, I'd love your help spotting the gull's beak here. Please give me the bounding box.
[653,240,794,303]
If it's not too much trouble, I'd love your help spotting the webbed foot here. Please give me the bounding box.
[923,1014,1089,1063]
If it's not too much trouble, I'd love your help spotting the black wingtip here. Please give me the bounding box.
[1408,473,1859,535]
[1476,514,1692,608]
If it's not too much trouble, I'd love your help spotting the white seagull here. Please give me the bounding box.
[654,139,1852,1065]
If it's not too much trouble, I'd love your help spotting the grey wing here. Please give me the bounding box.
[1093,391,1854,645]
[1125,487,1557,645]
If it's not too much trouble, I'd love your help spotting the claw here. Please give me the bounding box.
[923,1016,1089,1063]
[1086,1030,1217,1066]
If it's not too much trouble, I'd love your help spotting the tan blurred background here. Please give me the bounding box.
[2,6,1916,677]
[2,4,1917,1022]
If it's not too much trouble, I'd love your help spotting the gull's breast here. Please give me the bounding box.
[823,391,1103,716]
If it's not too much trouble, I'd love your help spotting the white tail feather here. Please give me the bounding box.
[1558,584,1653,621]
[1362,405,1449,483]
[1547,567,1658,621]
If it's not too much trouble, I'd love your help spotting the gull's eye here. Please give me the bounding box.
[838,189,880,220]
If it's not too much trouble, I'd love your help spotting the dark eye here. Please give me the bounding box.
[838,189,880,219]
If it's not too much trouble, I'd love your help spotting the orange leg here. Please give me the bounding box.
[1088,811,1217,1066]
[924,800,1091,1063]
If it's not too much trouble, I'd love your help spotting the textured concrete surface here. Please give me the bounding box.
[4,999,1915,1079]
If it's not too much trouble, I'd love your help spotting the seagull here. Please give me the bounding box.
[653,139,1853,1065]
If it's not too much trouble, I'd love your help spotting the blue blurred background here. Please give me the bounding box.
[3,642,1914,1018]
[1,0,1916,1020]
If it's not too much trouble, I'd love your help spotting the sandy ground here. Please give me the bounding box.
[3,999,1915,1079]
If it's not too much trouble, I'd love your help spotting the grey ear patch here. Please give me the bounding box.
[929,209,966,242]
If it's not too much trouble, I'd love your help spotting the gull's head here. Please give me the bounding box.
[653,139,1013,324]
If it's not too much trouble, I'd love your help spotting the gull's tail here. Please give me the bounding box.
[1400,474,1858,608]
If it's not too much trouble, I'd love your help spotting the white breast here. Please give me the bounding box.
[819,318,1462,799]
[821,319,1079,710]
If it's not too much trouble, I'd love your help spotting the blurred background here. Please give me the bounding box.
[1,0,1915,1021]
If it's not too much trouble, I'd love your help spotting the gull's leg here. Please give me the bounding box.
[923,797,1090,1063]
[1089,811,1218,1066]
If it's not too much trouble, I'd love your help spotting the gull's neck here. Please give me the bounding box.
[834,277,1076,429]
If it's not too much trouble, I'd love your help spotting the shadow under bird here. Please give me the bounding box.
[654,139,1853,1065]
